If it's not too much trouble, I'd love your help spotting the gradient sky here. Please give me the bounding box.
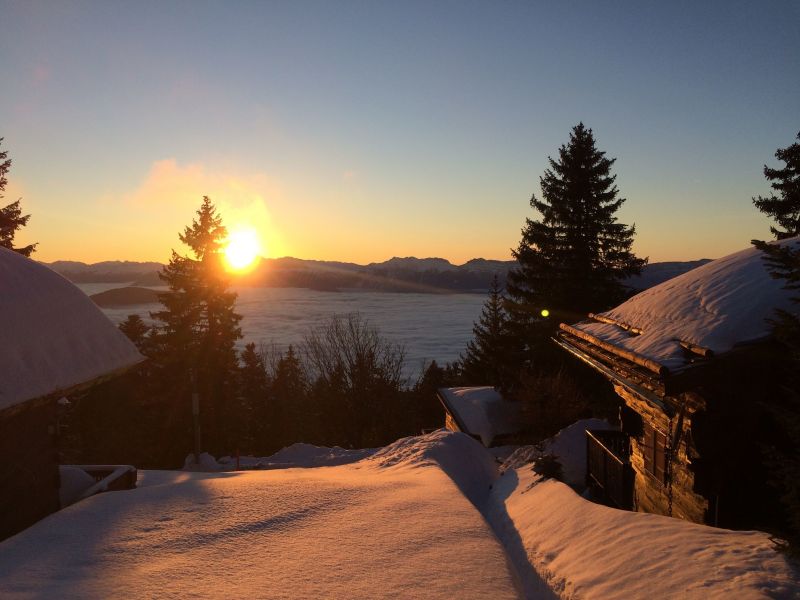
[1,1,798,264]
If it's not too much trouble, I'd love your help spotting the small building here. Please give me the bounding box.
[0,247,142,539]
[437,387,522,447]
[555,237,799,528]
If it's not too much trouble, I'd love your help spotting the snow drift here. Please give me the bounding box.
[487,421,799,599]
[0,431,518,599]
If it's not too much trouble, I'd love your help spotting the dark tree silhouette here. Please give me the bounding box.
[271,345,310,447]
[753,238,800,547]
[151,196,242,454]
[235,342,269,453]
[507,123,646,349]
[119,314,151,351]
[303,313,405,447]
[461,274,512,388]
[753,132,800,240]
[0,138,37,257]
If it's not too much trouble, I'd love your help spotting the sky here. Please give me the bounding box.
[1,0,798,264]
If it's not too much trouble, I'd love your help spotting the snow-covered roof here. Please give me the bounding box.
[438,386,521,446]
[0,248,143,412]
[563,237,800,374]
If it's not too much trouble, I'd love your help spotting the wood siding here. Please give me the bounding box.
[615,385,708,523]
[0,399,60,540]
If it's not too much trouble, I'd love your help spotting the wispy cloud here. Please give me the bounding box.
[112,159,286,256]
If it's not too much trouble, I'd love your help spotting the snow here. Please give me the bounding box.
[3,429,796,599]
[487,421,799,599]
[58,466,96,507]
[502,419,613,487]
[439,386,521,446]
[0,248,143,411]
[569,237,800,373]
[0,432,519,600]
[487,472,798,599]
[219,443,377,470]
[182,451,224,471]
[366,430,500,507]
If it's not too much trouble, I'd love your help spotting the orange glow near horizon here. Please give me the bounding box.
[224,228,262,272]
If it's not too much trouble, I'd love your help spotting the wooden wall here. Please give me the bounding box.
[615,385,708,524]
[0,398,60,540]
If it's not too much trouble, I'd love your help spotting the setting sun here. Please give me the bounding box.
[224,228,261,271]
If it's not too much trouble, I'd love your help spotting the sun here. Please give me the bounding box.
[224,228,261,271]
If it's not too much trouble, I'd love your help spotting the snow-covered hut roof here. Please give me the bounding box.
[560,237,800,375]
[438,387,521,446]
[0,248,144,412]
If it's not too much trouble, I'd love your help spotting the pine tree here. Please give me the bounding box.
[461,274,512,388]
[753,132,800,240]
[239,342,270,452]
[507,123,646,344]
[151,197,243,454]
[271,346,309,446]
[119,314,151,352]
[0,138,37,257]
[752,238,800,547]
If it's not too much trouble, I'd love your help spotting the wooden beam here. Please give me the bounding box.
[678,340,714,358]
[560,331,664,394]
[560,322,669,377]
[553,334,669,411]
[589,312,643,336]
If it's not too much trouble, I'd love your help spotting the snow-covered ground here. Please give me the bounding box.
[0,432,520,599]
[0,427,797,599]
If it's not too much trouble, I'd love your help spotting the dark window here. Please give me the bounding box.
[620,404,643,437]
[642,423,667,484]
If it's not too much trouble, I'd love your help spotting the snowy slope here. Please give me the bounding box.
[570,237,800,373]
[0,248,143,411]
[2,430,795,599]
[0,432,520,600]
[487,472,798,599]
[487,422,799,599]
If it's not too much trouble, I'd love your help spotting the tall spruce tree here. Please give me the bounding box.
[271,346,309,447]
[507,123,646,344]
[461,274,512,388]
[151,196,243,454]
[0,138,37,256]
[753,132,800,240]
[239,342,270,452]
[753,238,800,547]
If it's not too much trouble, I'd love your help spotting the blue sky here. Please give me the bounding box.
[1,1,798,263]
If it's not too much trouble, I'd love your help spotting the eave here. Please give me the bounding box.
[553,333,671,414]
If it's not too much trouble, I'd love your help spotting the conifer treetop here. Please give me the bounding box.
[0,138,37,257]
[507,123,646,324]
[180,196,228,261]
[753,131,800,240]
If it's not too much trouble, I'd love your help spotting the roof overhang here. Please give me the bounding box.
[553,332,670,413]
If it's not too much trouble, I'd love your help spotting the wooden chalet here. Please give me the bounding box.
[0,248,143,540]
[555,237,799,529]
[437,387,522,447]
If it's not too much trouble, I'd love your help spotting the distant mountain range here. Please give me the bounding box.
[45,256,713,295]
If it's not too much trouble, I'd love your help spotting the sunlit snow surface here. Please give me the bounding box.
[0,432,519,600]
[1,429,797,599]
[490,421,799,599]
[572,237,800,373]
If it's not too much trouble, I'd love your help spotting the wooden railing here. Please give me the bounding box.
[586,430,634,510]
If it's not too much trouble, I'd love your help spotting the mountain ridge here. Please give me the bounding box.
[46,256,713,294]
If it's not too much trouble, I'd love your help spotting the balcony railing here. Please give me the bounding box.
[586,430,634,510]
